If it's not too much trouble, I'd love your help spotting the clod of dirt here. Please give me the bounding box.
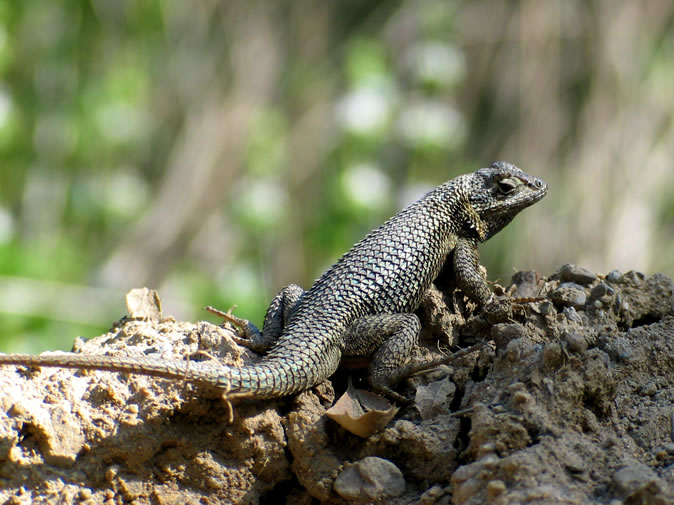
[612,463,669,505]
[0,266,673,505]
[0,319,289,504]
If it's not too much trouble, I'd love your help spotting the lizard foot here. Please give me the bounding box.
[205,305,244,331]
[372,385,412,405]
[398,342,487,378]
[204,305,266,352]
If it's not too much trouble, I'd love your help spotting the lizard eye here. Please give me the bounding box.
[496,177,518,194]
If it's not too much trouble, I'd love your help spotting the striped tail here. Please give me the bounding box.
[0,352,230,388]
[0,352,316,399]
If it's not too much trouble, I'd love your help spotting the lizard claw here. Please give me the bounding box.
[509,296,546,305]
[373,385,412,405]
[205,305,242,328]
[204,306,268,352]
[205,305,248,336]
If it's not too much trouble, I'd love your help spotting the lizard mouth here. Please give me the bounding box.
[500,180,547,212]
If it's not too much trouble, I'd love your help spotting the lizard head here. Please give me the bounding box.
[464,161,547,241]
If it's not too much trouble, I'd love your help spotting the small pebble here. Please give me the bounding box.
[78,488,93,500]
[538,301,553,315]
[612,463,663,500]
[562,306,583,324]
[206,476,224,489]
[560,264,597,285]
[623,270,645,285]
[542,342,563,368]
[590,282,614,300]
[510,270,540,298]
[512,390,533,407]
[105,466,119,482]
[605,269,623,283]
[477,442,497,459]
[612,294,623,315]
[601,336,633,361]
[486,480,506,498]
[505,338,524,362]
[565,332,588,354]
[491,323,526,351]
[654,443,674,462]
[334,457,405,501]
[551,283,587,309]
[640,381,657,397]
[418,485,445,505]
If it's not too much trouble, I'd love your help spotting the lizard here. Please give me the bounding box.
[0,161,547,410]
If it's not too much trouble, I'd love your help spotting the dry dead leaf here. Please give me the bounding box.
[414,378,455,420]
[326,380,398,438]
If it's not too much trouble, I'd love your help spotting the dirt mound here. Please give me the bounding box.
[0,266,672,504]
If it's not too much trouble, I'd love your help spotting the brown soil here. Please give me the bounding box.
[0,266,672,505]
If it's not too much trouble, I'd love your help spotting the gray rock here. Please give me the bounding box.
[511,270,540,298]
[640,381,657,397]
[623,270,646,285]
[505,338,525,362]
[606,269,623,283]
[562,306,583,324]
[334,457,405,502]
[612,463,665,502]
[542,342,563,368]
[600,335,633,362]
[491,323,526,351]
[564,331,588,354]
[551,283,587,309]
[538,300,554,315]
[560,264,597,285]
[590,282,615,300]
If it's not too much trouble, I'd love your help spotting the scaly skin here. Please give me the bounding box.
[0,161,547,402]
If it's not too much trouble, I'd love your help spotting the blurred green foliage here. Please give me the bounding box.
[0,1,673,352]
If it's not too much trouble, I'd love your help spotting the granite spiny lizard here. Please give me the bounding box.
[0,161,547,405]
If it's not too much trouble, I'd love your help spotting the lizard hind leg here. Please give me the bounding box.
[343,313,421,403]
[208,284,304,353]
[260,283,304,343]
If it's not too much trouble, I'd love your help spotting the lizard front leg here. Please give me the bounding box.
[453,237,493,306]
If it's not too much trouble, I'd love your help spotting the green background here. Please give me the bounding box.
[1,1,673,352]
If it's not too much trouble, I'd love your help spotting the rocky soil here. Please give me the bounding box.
[0,265,672,505]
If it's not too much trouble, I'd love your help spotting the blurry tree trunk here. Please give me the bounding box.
[97,2,283,288]
[458,0,674,276]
